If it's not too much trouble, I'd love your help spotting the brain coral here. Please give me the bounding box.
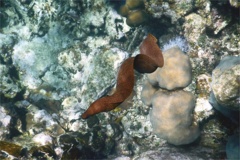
[118,0,148,27]
[150,90,200,145]
[147,46,192,90]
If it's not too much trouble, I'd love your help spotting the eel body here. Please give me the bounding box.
[81,34,164,119]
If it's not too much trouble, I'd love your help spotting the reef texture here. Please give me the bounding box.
[150,90,200,145]
[81,34,164,119]
[0,0,239,159]
[209,56,240,124]
[211,56,240,110]
[141,46,200,145]
[147,46,192,90]
[118,0,148,27]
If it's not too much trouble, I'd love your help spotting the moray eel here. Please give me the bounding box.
[81,34,164,119]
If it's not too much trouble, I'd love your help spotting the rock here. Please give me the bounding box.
[121,114,152,138]
[29,145,57,159]
[25,103,64,135]
[1,0,239,159]
[229,0,240,7]
[150,90,200,145]
[200,118,230,151]
[75,47,128,112]
[60,96,83,131]
[147,46,192,90]
[12,25,72,90]
[184,13,206,44]
[0,107,11,139]
[208,6,232,35]
[145,0,209,24]
[32,132,53,146]
[209,92,239,124]
[194,97,214,122]
[0,64,22,98]
[194,74,214,122]
[132,146,207,160]
[211,56,240,110]
[0,141,24,158]
[58,131,113,159]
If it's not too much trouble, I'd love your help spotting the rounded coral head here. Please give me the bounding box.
[126,0,144,10]
[126,10,148,27]
[118,5,129,17]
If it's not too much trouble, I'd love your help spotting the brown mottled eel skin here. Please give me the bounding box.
[81,34,164,119]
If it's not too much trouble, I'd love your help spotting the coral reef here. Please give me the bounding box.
[150,90,200,145]
[0,64,22,98]
[126,10,149,27]
[0,107,11,138]
[118,0,148,27]
[209,56,239,124]
[211,56,240,110]
[147,46,192,90]
[81,57,135,119]
[229,0,240,7]
[0,0,239,159]
[209,92,239,124]
[81,34,164,119]
[141,46,199,145]
[132,146,209,159]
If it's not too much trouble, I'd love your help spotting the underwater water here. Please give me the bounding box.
[0,0,239,159]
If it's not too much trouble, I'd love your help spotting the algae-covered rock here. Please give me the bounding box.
[0,64,22,98]
[24,103,63,136]
[132,147,207,160]
[1,0,239,159]
[32,132,53,146]
[0,141,24,158]
[184,13,207,44]
[209,92,239,123]
[211,56,240,110]
[76,47,128,112]
[229,0,240,7]
[200,119,228,149]
[29,145,57,159]
[12,25,72,90]
[0,107,11,139]
[58,131,114,159]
